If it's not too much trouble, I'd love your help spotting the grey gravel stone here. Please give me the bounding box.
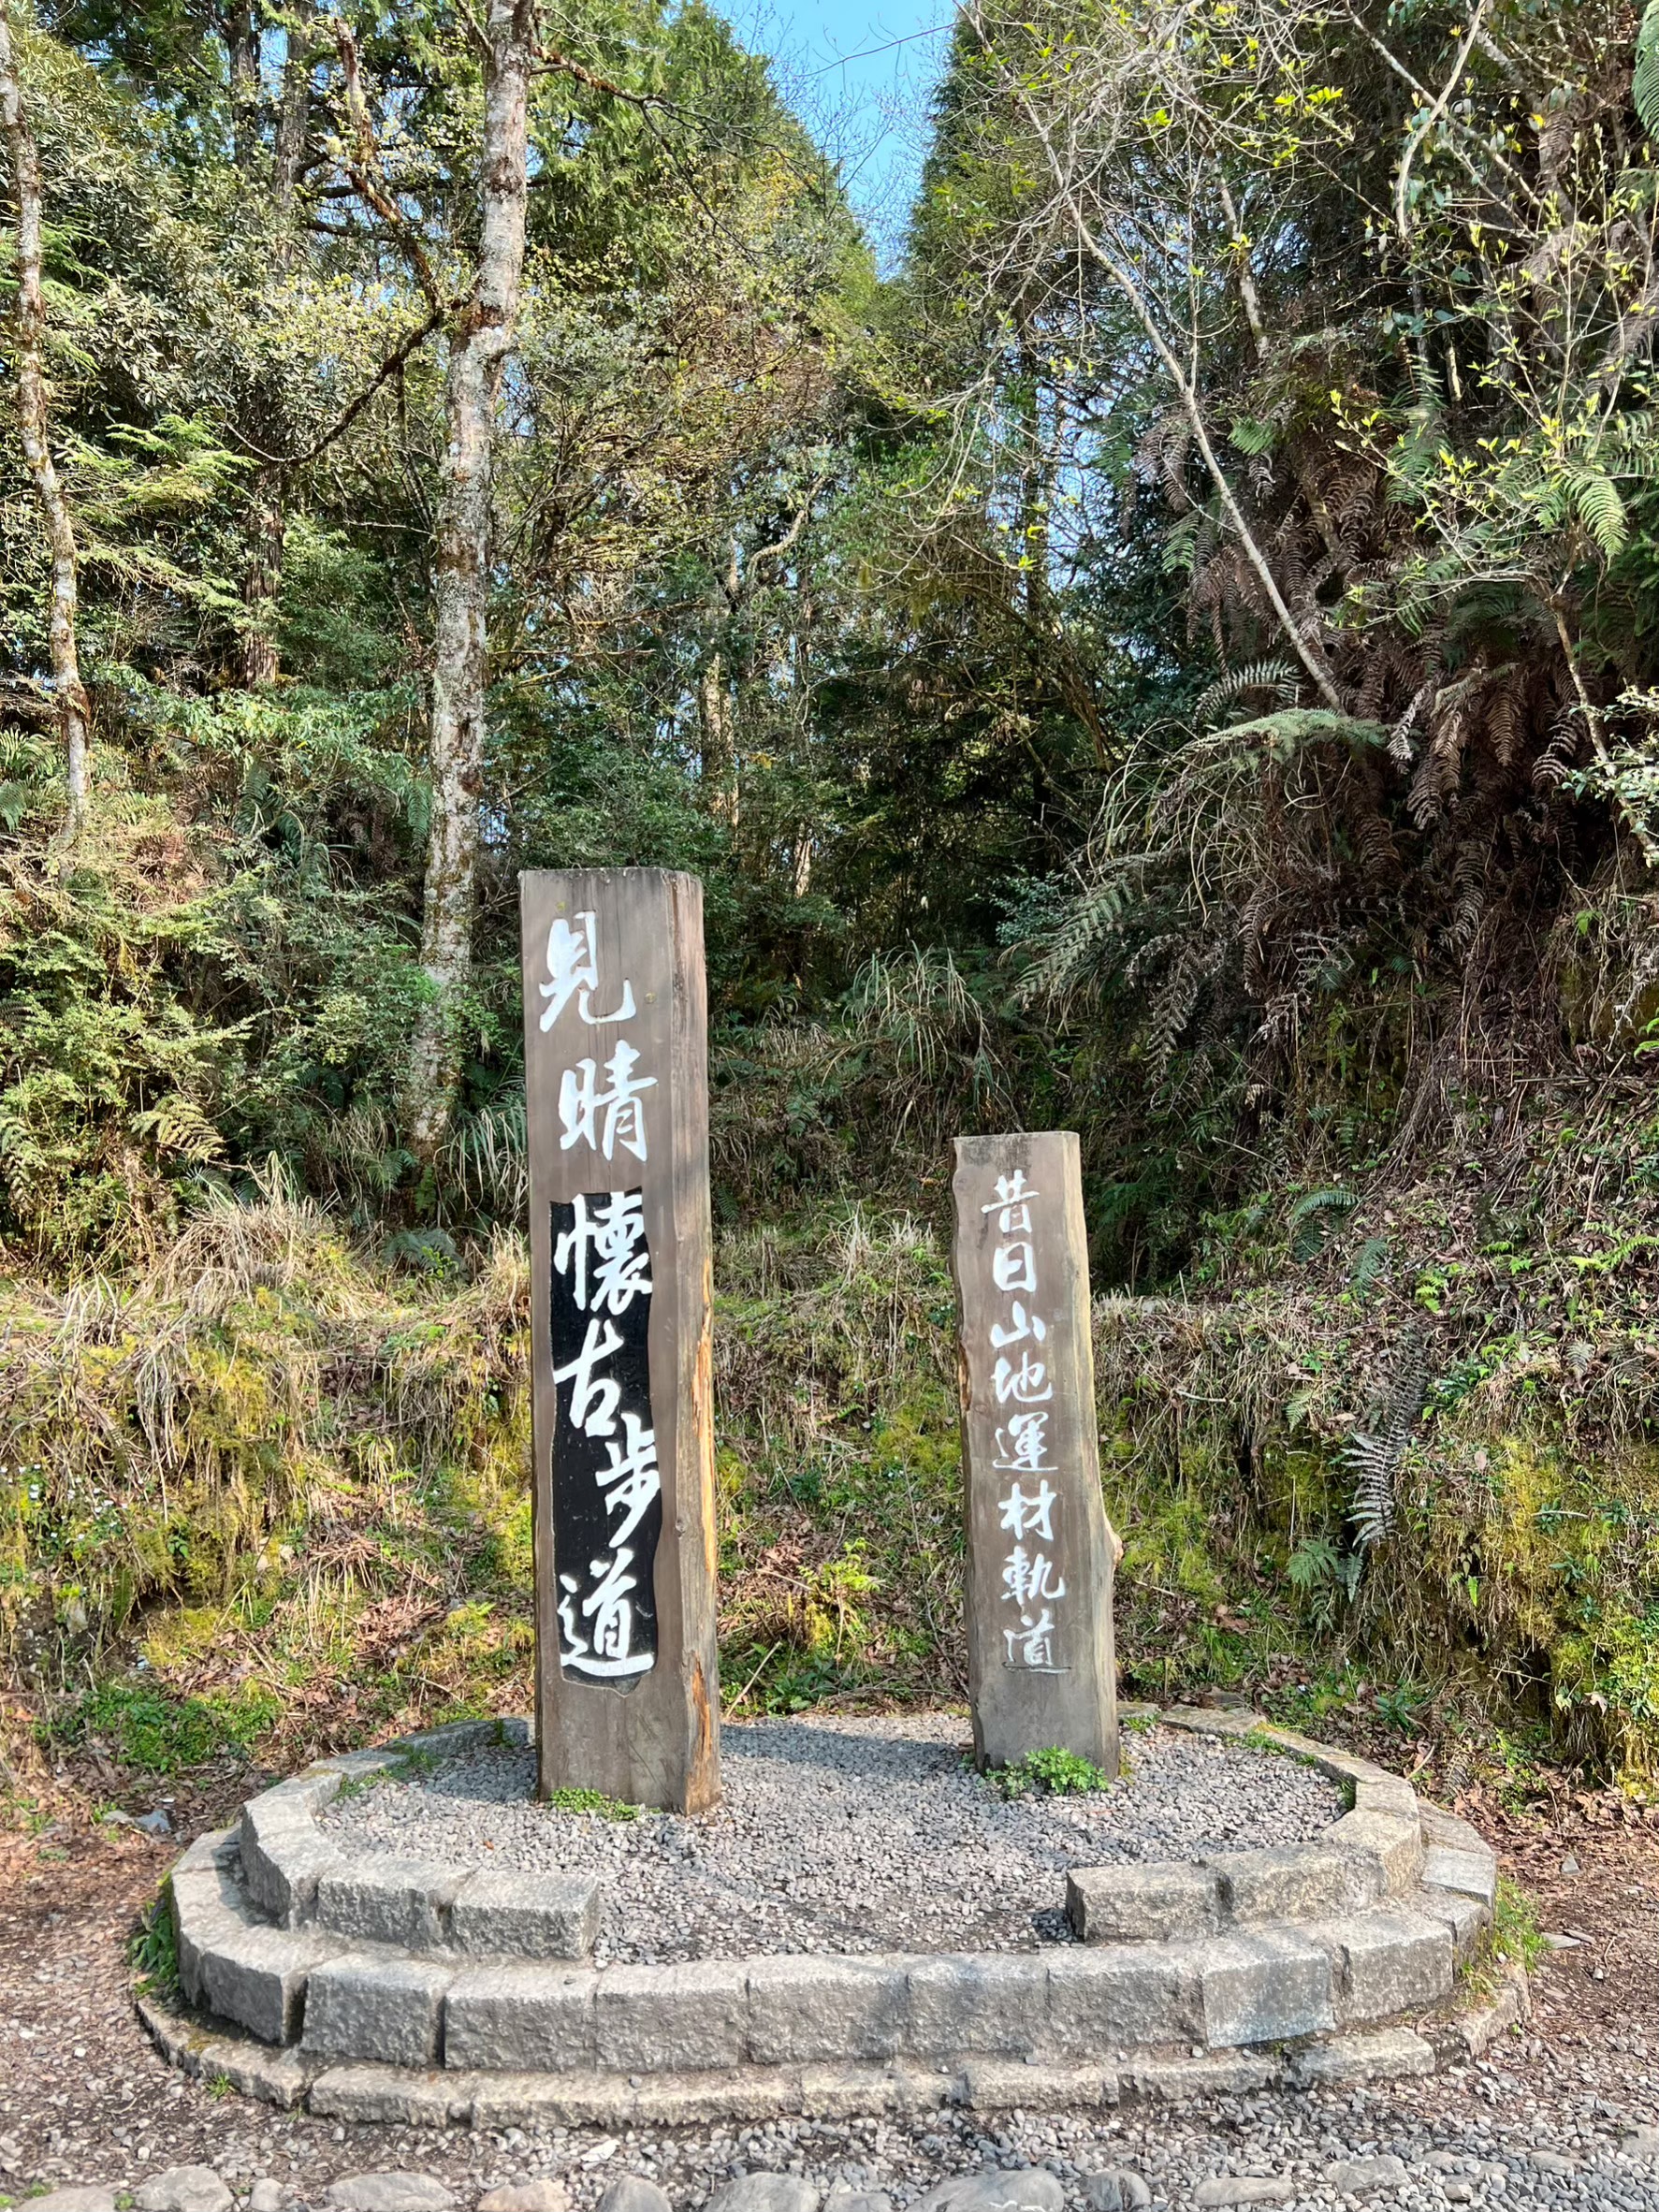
[1191,2183,1293,2208]
[24,2190,119,2212]
[248,2184,296,2212]
[475,2185,570,2212]
[1623,2126,1659,2160]
[706,2178,821,2212]
[823,2191,895,2212]
[911,2171,1064,2212]
[1320,2156,1407,2193]
[1524,2147,1579,2175]
[1080,2171,1151,2211]
[133,2165,234,2212]
[595,2180,673,2212]
[316,1714,1340,1962]
[326,2176,459,2212]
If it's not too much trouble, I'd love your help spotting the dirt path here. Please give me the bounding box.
[0,1813,1655,2209]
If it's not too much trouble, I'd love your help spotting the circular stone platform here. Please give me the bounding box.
[315,1715,1345,1962]
[148,1704,1509,2130]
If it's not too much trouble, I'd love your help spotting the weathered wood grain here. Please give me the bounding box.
[952,1130,1119,1776]
[520,867,720,1812]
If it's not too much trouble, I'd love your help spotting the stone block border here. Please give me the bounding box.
[151,1706,1510,2124]
[237,1721,600,1965]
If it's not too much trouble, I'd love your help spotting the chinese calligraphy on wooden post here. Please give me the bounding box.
[520,869,721,1813]
[951,1131,1120,1777]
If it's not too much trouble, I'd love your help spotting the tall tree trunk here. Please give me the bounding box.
[228,5,262,170]
[237,2,311,690]
[240,468,285,687]
[271,0,314,219]
[405,0,536,1162]
[0,18,91,841]
[699,652,739,825]
[1015,338,1048,622]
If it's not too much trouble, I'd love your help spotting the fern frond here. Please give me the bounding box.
[1637,0,1659,138]
[1345,1340,1429,1548]
[1564,462,1628,558]
[1191,659,1298,730]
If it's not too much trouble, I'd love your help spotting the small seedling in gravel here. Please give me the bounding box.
[991,1745,1116,1798]
[207,2073,234,2099]
[546,1785,642,1821]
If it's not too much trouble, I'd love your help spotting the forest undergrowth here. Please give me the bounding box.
[5,1062,1657,1835]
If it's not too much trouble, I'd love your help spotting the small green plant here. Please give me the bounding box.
[129,1886,180,2001]
[991,1745,1116,1798]
[1490,1875,1547,1972]
[1461,1874,1546,2000]
[206,2073,233,2099]
[1374,1681,1430,1735]
[1285,1535,1361,1634]
[546,1786,641,1821]
[49,1680,275,1776]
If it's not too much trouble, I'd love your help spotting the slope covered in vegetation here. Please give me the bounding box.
[3,0,1659,1817]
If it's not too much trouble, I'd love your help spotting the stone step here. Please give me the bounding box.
[278,1903,1462,2075]
[173,1845,1473,2074]
[140,1987,1458,2127]
[238,1721,598,1967]
[170,1829,350,2046]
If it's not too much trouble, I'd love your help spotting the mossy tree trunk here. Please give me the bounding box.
[405,0,537,1162]
[239,0,315,691]
[0,16,91,841]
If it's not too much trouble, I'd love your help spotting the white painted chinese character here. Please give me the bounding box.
[994,1412,1056,1473]
[552,1316,624,1435]
[584,1545,640,1661]
[998,1477,1059,1540]
[993,1241,1037,1292]
[554,1189,652,1315]
[982,1169,1039,1233]
[557,1570,591,1661]
[539,911,636,1032]
[1004,1608,1057,1667]
[597,1412,661,1547]
[990,1300,1046,1348]
[560,1039,657,1162]
[1001,1545,1067,1607]
[993,1348,1052,1404]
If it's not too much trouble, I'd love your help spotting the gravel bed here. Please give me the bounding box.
[314,1713,1344,1961]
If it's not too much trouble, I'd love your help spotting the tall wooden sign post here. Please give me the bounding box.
[520,868,721,1813]
[952,1130,1119,1778]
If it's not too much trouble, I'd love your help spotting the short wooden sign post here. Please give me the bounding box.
[519,867,721,1813]
[951,1130,1120,1777]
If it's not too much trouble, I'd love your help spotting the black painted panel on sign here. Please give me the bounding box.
[548,1187,661,1681]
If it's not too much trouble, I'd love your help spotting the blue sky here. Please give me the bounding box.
[726,0,954,265]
